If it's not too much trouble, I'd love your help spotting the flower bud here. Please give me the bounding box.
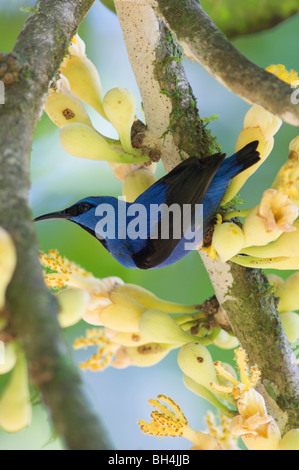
[0,354,31,433]
[242,206,282,247]
[242,190,298,248]
[112,343,170,368]
[112,283,199,313]
[232,254,299,270]
[212,222,244,262]
[279,312,299,343]
[277,272,299,313]
[109,161,157,183]
[104,328,149,347]
[243,105,281,140]
[177,342,217,391]
[139,310,198,345]
[231,389,281,450]
[266,64,299,85]
[44,82,93,128]
[183,374,234,417]
[59,122,148,163]
[98,292,146,332]
[103,87,137,154]
[290,135,299,154]
[266,274,284,291]
[212,329,239,349]
[122,168,157,202]
[271,136,299,206]
[60,55,106,118]
[0,227,17,309]
[241,220,299,258]
[279,429,299,450]
[241,421,281,450]
[83,297,112,326]
[56,287,90,328]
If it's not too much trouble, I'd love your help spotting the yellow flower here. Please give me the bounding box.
[0,226,17,310]
[258,188,298,232]
[266,64,299,85]
[242,189,298,248]
[230,389,281,450]
[211,348,261,400]
[138,395,221,450]
[73,328,120,371]
[109,162,157,183]
[41,250,201,331]
[0,354,32,433]
[221,64,298,205]
[272,136,299,206]
[67,34,86,59]
[205,412,239,450]
[60,34,106,118]
[211,348,281,450]
[41,250,203,369]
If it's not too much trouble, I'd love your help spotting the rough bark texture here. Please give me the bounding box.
[0,0,111,450]
[115,0,219,171]
[101,0,299,39]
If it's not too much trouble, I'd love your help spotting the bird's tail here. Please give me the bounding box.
[217,140,260,179]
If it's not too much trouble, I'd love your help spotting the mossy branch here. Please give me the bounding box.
[115,0,299,434]
[0,0,112,450]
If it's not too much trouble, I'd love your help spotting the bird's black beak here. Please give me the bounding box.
[34,209,71,222]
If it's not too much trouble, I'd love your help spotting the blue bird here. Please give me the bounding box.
[35,141,260,269]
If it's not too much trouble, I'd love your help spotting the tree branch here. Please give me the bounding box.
[115,0,299,434]
[147,0,299,127]
[0,0,112,450]
[201,0,299,38]
[114,0,218,171]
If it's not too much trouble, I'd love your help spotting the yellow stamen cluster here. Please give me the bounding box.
[139,395,188,437]
[40,249,92,278]
[222,64,299,209]
[211,348,260,400]
[139,395,221,450]
[73,329,119,371]
[206,412,239,450]
[272,136,299,207]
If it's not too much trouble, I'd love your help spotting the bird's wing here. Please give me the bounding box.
[132,154,225,269]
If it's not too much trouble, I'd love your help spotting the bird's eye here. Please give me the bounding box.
[78,202,91,214]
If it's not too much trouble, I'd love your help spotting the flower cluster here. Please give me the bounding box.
[40,250,229,371]
[138,394,236,450]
